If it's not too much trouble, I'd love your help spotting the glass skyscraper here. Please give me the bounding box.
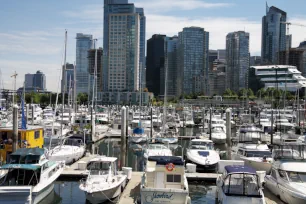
[261,5,287,64]
[178,27,209,96]
[103,0,145,91]
[76,33,93,94]
[226,31,250,92]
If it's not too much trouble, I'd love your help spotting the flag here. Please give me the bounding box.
[21,99,26,130]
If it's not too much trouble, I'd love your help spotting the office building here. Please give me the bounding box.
[160,36,178,98]
[249,65,306,92]
[250,56,262,66]
[146,34,166,96]
[261,5,288,64]
[208,62,226,96]
[97,91,153,105]
[33,71,46,91]
[177,27,209,96]
[103,0,145,91]
[88,48,103,92]
[61,63,75,94]
[25,74,34,88]
[278,48,306,77]
[226,31,250,92]
[76,33,93,94]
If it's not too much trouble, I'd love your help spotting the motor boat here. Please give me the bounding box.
[216,165,265,204]
[48,134,86,164]
[44,122,71,139]
[143,144,172,159]
[232,142,272,173]
[79,156,128,204]
[140,156,191,204]
[236,124,269,143]
[186,139,220,172]
[129,127,148,143]
[105,116,131,137]
[210,125,226,144]
[154,131,179,144]
[265,143,306,204]
[184,114,195,127]
[0,148,64,204]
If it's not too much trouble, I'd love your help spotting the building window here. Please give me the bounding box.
[167,174,181,183]
[34,131,40,139]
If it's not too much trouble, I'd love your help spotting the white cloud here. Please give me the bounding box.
[134,0,232,13]
[287,17,306,47]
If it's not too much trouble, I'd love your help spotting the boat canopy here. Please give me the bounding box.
[225,165,256,174]
[0,164,40,171]
[11,148,44,157]
[148,156,184,165]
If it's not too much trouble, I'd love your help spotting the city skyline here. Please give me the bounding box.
[1,0,306,91]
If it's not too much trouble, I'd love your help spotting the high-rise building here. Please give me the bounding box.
[250,56,262,66]
[217,49,226,62]
[25,74,34,88]
[61,63,75,94]
[160,36,178,98]
[88,48,103,92]
[177,27,209,96]
[226,31,250,92]
[76,33,93,94]
[146,34,166,96]
[33,70,46,91]
[103,0,145,91]
[108,12,140,92]
[261,5,288,64]
[278,48,306,77]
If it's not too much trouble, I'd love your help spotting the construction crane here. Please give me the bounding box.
[281,21,306,35]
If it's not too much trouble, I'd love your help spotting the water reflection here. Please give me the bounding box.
[189,184,217,204]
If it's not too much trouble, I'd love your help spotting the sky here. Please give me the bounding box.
[1,0,306,92]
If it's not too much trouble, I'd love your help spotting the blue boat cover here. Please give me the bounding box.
[11,148,45,156]
[225,165,256,174]
[148,156,184,165]
[133,127,144,134]
[0,164,40,171]
[198,151,210,157]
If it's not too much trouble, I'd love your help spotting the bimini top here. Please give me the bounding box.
[11,148,45,157]
[133,127,144,134]
[148,156,184,165]
[0,164,40,171]
[225,165,256,174]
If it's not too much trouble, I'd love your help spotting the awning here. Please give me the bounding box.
[0,164,40,171]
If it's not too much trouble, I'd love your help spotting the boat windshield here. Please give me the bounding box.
[286,171,306,183]
[191,141,213,150]
[223,173,260,197]
[148,144,168,150]
[212,127,224,133]
[244,151,271,158]
[273,145,306,160]
[87,162,110,175]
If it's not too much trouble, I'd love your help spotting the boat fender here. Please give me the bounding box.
[187,196,191,204]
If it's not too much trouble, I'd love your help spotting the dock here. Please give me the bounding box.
[60,157,283,204]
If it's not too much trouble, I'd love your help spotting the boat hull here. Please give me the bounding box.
[85,184,122,204]
[129,136,148,143]
[0,182,54,204]
[141,188,189,204]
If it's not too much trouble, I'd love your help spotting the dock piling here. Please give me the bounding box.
[121,106,127,169]
[26,104,29,125]
[31,104,34,125]
[226,108,232,160]
[12,105,18,152]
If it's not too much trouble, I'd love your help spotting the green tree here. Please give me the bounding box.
[77,93,88,104]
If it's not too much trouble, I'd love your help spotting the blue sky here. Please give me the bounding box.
[1,0,306,91]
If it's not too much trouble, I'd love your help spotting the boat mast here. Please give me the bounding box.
[73,62,77,112]
[162,46,168,133]
[61,30,67,138]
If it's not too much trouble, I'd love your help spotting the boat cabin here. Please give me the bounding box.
[86,156,118,176]
[0,148,60,187]
[217,165,262,198]
[0,126,44,163]
[144,156,185,189]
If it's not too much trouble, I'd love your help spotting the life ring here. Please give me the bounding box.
[166,163,175,171]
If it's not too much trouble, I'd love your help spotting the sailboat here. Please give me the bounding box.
[48,31,86,164]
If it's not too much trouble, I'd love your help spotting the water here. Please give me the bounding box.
[41,127,222,204]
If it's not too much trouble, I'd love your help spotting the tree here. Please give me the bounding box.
[223,88,233,96]
[77,93,88,104]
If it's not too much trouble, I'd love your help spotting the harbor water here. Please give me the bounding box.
[42,127,224,204]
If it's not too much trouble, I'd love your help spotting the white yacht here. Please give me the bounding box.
[210,125,226,144]
[79,156,128,204]
[152,114,162,128]
[186,139,220,172]
[140,156,191,204]
[96,113,109,124]
[48,134,86,164]
[105,116,131,137]
[232,142,272,173]
[143,144,172,159]
[44,122,71,139]
[184,114,195,127]
[0,148,64,204]
[129,127,148,143]
[265,143,306,204]
[216,165,265,204]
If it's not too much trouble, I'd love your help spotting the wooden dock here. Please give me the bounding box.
[118,172,142,204]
